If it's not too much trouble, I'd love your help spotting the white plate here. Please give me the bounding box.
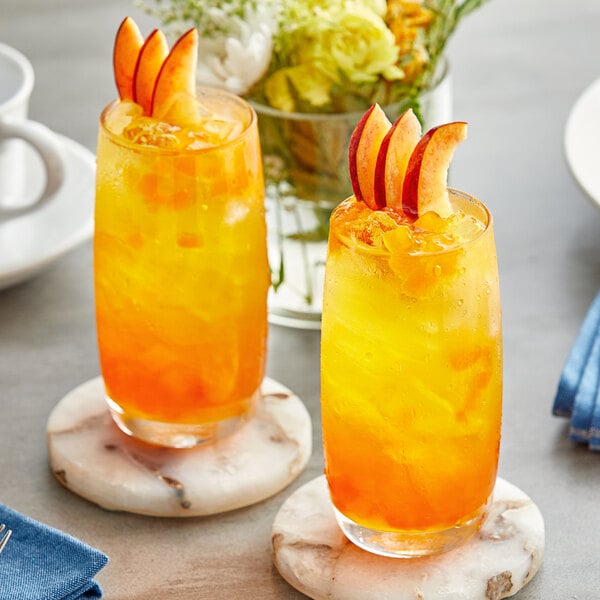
[565,77,600,206]
[0,134,94,290]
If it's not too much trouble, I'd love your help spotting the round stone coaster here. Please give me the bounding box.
[272,476,544,600]
[47,377,312,517]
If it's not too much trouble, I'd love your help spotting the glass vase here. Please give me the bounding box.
[252,59,452,329]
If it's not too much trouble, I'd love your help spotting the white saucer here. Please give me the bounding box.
[565,76,600,207]
[0,134,94,290]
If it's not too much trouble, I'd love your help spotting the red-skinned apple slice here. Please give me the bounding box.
[348,104,391,210]
[373,109,422,212]
[151,28,199,126]
[133,29,169,116]
[402,122,468,221]
[113,17,144,101]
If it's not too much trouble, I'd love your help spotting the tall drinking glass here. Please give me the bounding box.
[94,87,270,448]
[321,190,502,557]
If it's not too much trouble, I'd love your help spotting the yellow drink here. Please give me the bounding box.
[321,190,502,556]
[94,88,270,447]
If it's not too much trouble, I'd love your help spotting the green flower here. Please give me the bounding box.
[265,2,403,112]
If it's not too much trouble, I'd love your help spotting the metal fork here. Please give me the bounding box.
[0,523,12,554]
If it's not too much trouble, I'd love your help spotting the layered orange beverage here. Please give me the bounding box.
[321,106,502,556]
[94,19,269,447]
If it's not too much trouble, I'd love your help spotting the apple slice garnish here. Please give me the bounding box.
[151,28,199,127]
[373,109,422,212]
[133,29,169,116]
[113,17,144,101]
[402,122,467,221]
[348,104,391,210]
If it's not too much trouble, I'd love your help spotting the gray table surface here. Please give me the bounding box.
[1,0,599,598]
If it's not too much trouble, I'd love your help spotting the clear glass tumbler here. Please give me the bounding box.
[321,190,502,557]
[94,88,270,448]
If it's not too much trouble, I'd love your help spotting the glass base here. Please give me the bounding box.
[333,502,488,558]
[106,394,257,448]
[268,304,322,330]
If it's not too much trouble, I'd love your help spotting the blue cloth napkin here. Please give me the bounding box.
[553,290,600,450]
[0,503,108,600]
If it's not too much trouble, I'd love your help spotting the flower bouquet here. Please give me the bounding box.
[140,0,490,327]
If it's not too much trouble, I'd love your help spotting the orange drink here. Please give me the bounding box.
[321,191,502,556]
[94,86,269,447]
[321,106,502,557]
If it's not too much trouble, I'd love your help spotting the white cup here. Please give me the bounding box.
[0,42,66,220]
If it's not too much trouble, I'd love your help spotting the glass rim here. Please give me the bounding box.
[248,56,449,122]
[99,85,257,155]
[332,188,492,258]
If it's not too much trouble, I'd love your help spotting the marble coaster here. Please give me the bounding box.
[47,377,312,517]
[272,476,544,600]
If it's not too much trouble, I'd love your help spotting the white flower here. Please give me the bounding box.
[196,5,276,95]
